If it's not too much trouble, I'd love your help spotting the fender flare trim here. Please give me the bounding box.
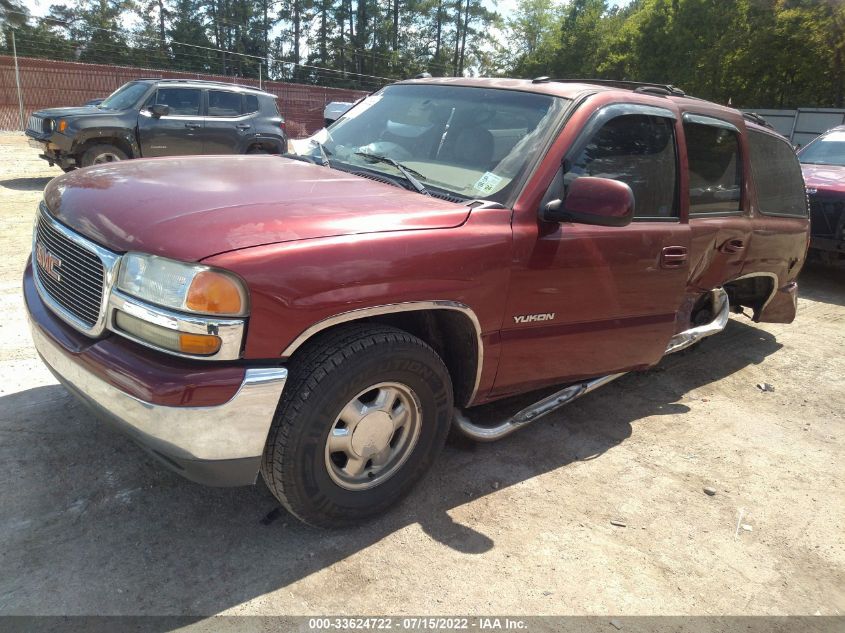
[280,301,484,405]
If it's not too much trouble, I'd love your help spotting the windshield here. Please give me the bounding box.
[99,82,151,110]
[300,84,569,203]
[798,131,845,167]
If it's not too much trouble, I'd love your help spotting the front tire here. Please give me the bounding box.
[261,324,453,527]
[80,143,128,167]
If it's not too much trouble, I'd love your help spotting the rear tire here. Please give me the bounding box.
[80,143,128,167]
[260,324,453,527]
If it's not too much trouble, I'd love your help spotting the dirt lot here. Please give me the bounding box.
[0,132,843,618]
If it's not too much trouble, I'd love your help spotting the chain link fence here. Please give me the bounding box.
[0,54,371,137]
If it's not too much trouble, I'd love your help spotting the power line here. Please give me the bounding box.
[196,12,459,73]
[5,35,387,92]
[2,9,397,83]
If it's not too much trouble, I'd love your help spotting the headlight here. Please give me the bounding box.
[116,253,248,317]
[43,118,54,133]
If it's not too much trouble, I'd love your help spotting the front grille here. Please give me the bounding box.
[34,212,106,329]
[27,116,46,134]
[809,195,845,240]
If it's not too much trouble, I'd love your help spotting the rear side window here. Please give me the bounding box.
[566,114,678,219]
[208,90,242,116]
[748,130,808,217]
[684,121,742,215]
[154,88,201,116]
[244,94,260,114]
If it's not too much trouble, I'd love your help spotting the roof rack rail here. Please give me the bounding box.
[742,111,774,129]
[633,86,672,96]
[152,78,265,91]
[549,78,686,96]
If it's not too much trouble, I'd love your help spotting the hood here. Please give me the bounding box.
[43,155,470,261]
[33,106,107,119]
[800,163,845,194]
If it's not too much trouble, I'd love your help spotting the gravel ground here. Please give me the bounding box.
[0,132,843,617]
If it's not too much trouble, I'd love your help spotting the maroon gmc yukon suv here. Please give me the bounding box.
[24,78,810,526]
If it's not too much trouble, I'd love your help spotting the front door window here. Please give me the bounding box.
[154,88,202,116]
[565,113,678,219]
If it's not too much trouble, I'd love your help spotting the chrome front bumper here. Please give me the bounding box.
[29,319,287,486]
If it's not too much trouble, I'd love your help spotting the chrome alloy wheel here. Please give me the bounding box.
[92,152,122,164]
[325,382,422,491]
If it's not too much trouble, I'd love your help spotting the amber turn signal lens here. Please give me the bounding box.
[58,119,68,133]
[185,271,245,315]
[116,310,223,356]
[178,332,222,355]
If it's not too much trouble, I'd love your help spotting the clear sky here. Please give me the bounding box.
[20,0,48,18]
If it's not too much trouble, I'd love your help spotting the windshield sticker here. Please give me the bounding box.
[473,172,504,196]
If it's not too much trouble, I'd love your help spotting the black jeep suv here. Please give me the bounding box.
[25,79,287,171]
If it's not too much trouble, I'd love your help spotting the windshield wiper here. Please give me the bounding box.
[316,142,332,168]
[354,151,430,195]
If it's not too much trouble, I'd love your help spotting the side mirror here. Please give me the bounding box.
[148,103,170,118]
[540,176,634,227]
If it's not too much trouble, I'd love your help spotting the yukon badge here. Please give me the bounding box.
[513,312,555,324]
[35,241,62,282]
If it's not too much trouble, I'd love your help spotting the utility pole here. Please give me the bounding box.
[12,30,25,131]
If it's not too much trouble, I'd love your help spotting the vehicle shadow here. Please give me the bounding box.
[0,319,780,617]
[0,176,53,192]
[799,261,845,307]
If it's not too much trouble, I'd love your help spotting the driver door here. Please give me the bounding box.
[493,104,691,396]
[138,87,205,157]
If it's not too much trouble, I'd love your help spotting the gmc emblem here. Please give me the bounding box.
[35,242,62,282]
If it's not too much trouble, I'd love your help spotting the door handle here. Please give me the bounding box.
[719,238,746,254]
[184,122,201,129]
[237,124,251,130]
[660,246,688,269]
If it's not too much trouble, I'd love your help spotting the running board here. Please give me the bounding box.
[454,288,730,442]
[454,373,625,442]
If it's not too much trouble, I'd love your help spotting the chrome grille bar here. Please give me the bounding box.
[35,215,105,327]
[32,204,121,336]
[27,116,45,134]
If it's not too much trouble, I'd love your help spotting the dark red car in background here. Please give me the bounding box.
[799,125,845,264]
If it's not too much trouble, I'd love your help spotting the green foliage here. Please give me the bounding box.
[504,0,845,107]
[0,0,29,28]
[2,0,840,104]
[1,0,500,88]
[168,0,214,71]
